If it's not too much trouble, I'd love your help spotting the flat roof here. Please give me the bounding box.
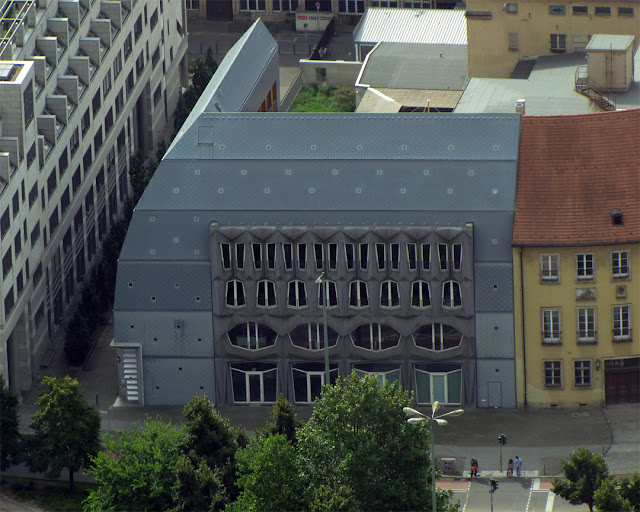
[353,8,466,45]
[586,34,635,51]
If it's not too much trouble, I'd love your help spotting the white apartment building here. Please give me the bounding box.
[0,0,188,392]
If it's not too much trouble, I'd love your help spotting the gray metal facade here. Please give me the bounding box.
[114,112,521,407]
[112,18,521,408]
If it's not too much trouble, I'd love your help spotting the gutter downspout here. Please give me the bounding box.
[519,247,527,407]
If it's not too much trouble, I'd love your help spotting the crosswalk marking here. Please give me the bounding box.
[545,492,555,512]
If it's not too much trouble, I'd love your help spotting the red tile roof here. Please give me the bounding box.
[513,110,640,247]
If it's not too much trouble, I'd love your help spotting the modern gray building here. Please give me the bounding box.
[113,21,520,408]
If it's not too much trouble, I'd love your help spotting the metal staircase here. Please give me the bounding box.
[575,66,616,111]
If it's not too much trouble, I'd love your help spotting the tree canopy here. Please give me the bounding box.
[552,447,610,512]
[0,375,21,470]
[84,418,186,511]
[594,477,632,512]
[297,372,452,511]
[24,376,101,490]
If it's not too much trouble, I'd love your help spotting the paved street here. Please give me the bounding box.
[444,477,591,511]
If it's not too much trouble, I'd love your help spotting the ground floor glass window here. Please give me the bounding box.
[292,363,339,403]
[415,363,462,405]
[231,362,277,403]
[353,363,400,386]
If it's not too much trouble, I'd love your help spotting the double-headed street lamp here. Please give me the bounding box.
[404,403,464,512]
[315,272,330,386]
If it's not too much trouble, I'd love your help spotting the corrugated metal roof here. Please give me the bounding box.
[586,34,635,51]
[353,8,467,45]
[360,42,468,90]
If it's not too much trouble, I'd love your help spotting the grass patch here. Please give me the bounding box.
[289,83,355,112]
[2,477,96,512]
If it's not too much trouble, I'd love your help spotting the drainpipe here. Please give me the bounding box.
[519,247,527,407]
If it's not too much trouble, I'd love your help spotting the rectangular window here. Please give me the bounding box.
[14,232,21,257]
[220,243,231,270]
[2,248,12,278]
[92,89,102,117]
[611,251,629,278]
[60,188,70,216]
[506,2,517,12]
[338,0,364,13]
[23,80,34,127]
[186,0,201,9]
[544,360,562,388]
[314,243,324,270]
[30,221,40,246]
[576,253,594,280]
[549,5,566,14]
[618,6,634,15]
[298,243,307,270]
[613,305,631,341]
[574,360,592,387]
[239,0,266,10]
[152,47,160,68]
[47,169,57,198]
[82,108,91,136]
[438,243,448,271]
[508,32,519,50]
[404,0,430,6]
[29,184,38,208]
[267,243,276,270]
[359,243,368,270]
[572,5,588,14]
[390,243,400,270]
[594,6,611,15]
[273,0,298,10]
[577,307,596,342]
[72,166,82,195]
[124,33,133,59]
[345,243,355,270]
[104,108,114,134]
[49,208,59,236]
[134,15,143,41]
[102,70,112,97]
[540,254,559,281]
[4,287,14,317]
[127,71,134,95]
[542,308,561,343]
[70,127,79,156]
[0,208,9,240]
[407,243,417,271]
[452,243,462,271]
[115,89,124,117]
[252,243,262,270]
[283,243,294,270]
[550,34,567,52]
[113,50,123,78]
[150,8,158,29]
[376,243,386,271]
[94,128,103,152]
[12,191,19,216]
[421,243,431,271]
[328,243,338,270]
[153,84,161,107]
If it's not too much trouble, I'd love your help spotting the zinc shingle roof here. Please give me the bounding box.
[513,110,640,247]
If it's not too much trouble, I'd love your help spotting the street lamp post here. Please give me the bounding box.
[404,403,464,512]
[315,272,330,386]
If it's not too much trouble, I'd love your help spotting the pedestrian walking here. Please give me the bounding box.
[515,455,522,477]
[507,458,514,477]
[470,458,479,478]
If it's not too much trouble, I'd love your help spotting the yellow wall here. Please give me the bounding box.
[467,0,640,77]
[514,243,640,407]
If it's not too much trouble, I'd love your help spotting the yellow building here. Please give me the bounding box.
[513,110,640,407]
[466,0,640,77]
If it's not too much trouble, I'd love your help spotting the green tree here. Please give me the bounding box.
[0,375,21,470]
[260,394,303,445]
[64,311,91,365]
[308,482,361,512]
[129,150,147,203]
[297,372,453,511]
[232,434,306,512]
[84,418,185,511]
[181,395,243,500]
[170,455,228,512]
[25,376,101,490]
[594,478,632,512]
[619,473,640,512]
[552,447,610,512]
[174,93,190,133]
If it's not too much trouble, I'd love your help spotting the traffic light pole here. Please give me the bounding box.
[499,442,503,473]
[490,488,494,512]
